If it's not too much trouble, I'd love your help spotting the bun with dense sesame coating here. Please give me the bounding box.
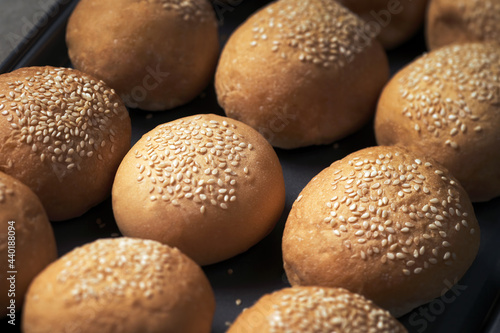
[228,286,407,333]
[0,66,131,220]
[0,171,57,317]
[337,0,429,50]
[215,0,389,149]
[375,42,500,202]
[112,114,285,265]
[426,0,500,50]
[22,238,215,333]
[67,0,219,111]
[282,146,480,317]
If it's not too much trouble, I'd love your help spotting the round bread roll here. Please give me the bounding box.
[112,114,285,265]
[215,0,389,149]
[0,171,57,318]
[22,237,215,333]
[228,286,407,333]
[282,146,480,317]
[0,66,131,220]
[337,0,429,49]
[426,0,500,50]
[375,42,500,202]
[66,0,219,111]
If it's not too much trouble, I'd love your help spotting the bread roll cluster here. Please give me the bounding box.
[2,0,495,330]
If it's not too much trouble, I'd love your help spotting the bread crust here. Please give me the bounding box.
[426,0,500,50]
[338,0,429,49]
[282,146,480,317]
[375,42,500,202]
[0,66,131,220]
[66,0,219,110]
[215,0,389,149]
[228,286,407,333]
[0,171,57,317]
[112,114,285,265]
[22,238,215,333]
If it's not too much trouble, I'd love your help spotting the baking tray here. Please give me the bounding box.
[1,0,499,332]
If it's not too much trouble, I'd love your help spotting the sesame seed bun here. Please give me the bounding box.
[112,114,285,265]
[0,171,57,317]
[337,0,429,49]
[22,238,215,333]
[0,66,131,221]
[426,0,500,50]
[375,42,500,202]
[227,286,407,333]
[215,0,389,149]
[66,0,219,111]
[282,146,480,317]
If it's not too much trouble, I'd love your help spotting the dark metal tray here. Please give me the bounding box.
[1,1,499,332]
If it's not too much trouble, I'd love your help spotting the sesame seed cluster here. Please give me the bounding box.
[133,115,253,213]
[317,151,474,277]
[398,43,500,150]
[249,0,370,68]
[462,0,500,41]
[56,238,177,302]
[0,67,122,171]
[0,179,14,204]
[268,288,403,332]
[153,0,213,22]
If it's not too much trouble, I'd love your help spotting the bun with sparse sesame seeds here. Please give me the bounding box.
[375,42,500,202]
[22,237,215,333]
[112,114,285,265]
[227,286,407,333]
[282,146,480,317]
[0,66,131,220]
[0,171,57,317]
[215,0,389,149]
[66,0,219,111]
[426,0,500,50]
[337,0,429,50]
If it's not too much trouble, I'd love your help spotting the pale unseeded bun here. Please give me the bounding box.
[0,66,131,220]
[426,0,500,50]
[282,146,480,317]
[67,0,219,111]
[338,0,429,49]
[0,172,57,318]
[375,42,500,202]
[215,0,389,149]
[22,238,215,333]
[112,114,285,265]
[228,286,407,333]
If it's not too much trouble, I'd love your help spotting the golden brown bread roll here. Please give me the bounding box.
[338,0,429,49]
[22,238,215,333]
[0,66,131,220]
[426,0,500,50]
[0,171,57,318]
[66,0,219,111]
[375,42,500,202]
[215,0,389,149]
[282,146,480,317]
[228,286,407,333]
[112,114,285,265]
